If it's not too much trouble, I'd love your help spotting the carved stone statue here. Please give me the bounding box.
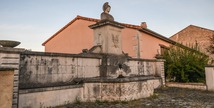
[101,2,114,21]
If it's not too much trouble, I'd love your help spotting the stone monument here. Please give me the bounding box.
[101,2,114,21]
[89,2,124,55]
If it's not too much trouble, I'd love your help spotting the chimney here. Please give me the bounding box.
[141,22,147,28]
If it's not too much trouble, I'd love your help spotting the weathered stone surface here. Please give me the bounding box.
[19,53,101,89]
[83,79,156,102]
[101,2,114,21]
[19,85,82,108]
[0,51,21,108]
[205,66,214,91]
[90,20,124,55]
[0,40,20,48]
[99,54,131,78]
[0,52,20,69]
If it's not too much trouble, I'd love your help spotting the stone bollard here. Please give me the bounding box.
[156,59,165,86]
[205,66,214,91]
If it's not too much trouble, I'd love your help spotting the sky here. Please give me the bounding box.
[0,0,214,51]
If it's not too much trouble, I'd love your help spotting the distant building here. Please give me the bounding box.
[170,25,214,60]
[42,15,178,59]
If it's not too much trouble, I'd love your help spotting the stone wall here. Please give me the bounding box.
[19,85,82,108]
[128,60,157,76]
[127,58,165,86]
[19,52,101,89]
[166,82,206,90]
[0,48,23,108]
[0,48,166,107]
[83,78,160,101]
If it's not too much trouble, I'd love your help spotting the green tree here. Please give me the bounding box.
[163,44,208,83]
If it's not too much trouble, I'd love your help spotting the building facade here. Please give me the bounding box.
[170,25,214,60]
[42,15,176,59]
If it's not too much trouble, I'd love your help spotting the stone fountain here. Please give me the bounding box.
[81,2,165,101]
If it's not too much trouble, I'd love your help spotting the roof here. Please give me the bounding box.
[42,15,176,46]
[139,27,176,45]
[170,25,214,39]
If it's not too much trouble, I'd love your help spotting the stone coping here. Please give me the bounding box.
[166,82,206,86]
[89,20,124,29]
[0,47,25,53]
[21,51,102,59]
[0,67,17,71]
[205,65,214,67]
[82,76,161,83]
[19,84,83,94]
[128,58,159,62]
[18,76,160,94]
[166,82,206,90]
[0,47,102,59]
[128,58,165,62]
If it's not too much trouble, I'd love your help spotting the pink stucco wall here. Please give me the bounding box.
[122,28,139,57]
[44,20,95,54]
[140,32,170,59]
[44,19,171,59]
[121,28,171,59]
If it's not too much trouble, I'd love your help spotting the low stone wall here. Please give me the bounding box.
[82,77,161,101]
[127,60,156,76]
[19,85,82,108]
[19,51,101,89]
[18,77,162,107]
[166,82,206,90]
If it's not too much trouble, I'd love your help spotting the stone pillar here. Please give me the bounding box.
[0,47,24,108]
[89,20,124,55]
[205,66,214,91]
[156,59,165,86]
[0,68,15,108]
[89,20,127,78]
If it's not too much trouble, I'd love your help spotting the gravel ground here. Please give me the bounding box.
[57,87,214,108]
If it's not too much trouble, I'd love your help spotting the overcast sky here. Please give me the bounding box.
[0,0,214,51]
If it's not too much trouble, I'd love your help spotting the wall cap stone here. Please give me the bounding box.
[82,76,161,83]
[19,84,83,94]
[89,20,124,29]
[205,65,214,67]
[21,51,102,59]
[0,47,25,54]
[0,67,17,71]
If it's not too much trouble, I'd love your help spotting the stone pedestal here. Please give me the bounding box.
[205,66,214,91]
[89,20,124,55]
[156,59,165,86]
